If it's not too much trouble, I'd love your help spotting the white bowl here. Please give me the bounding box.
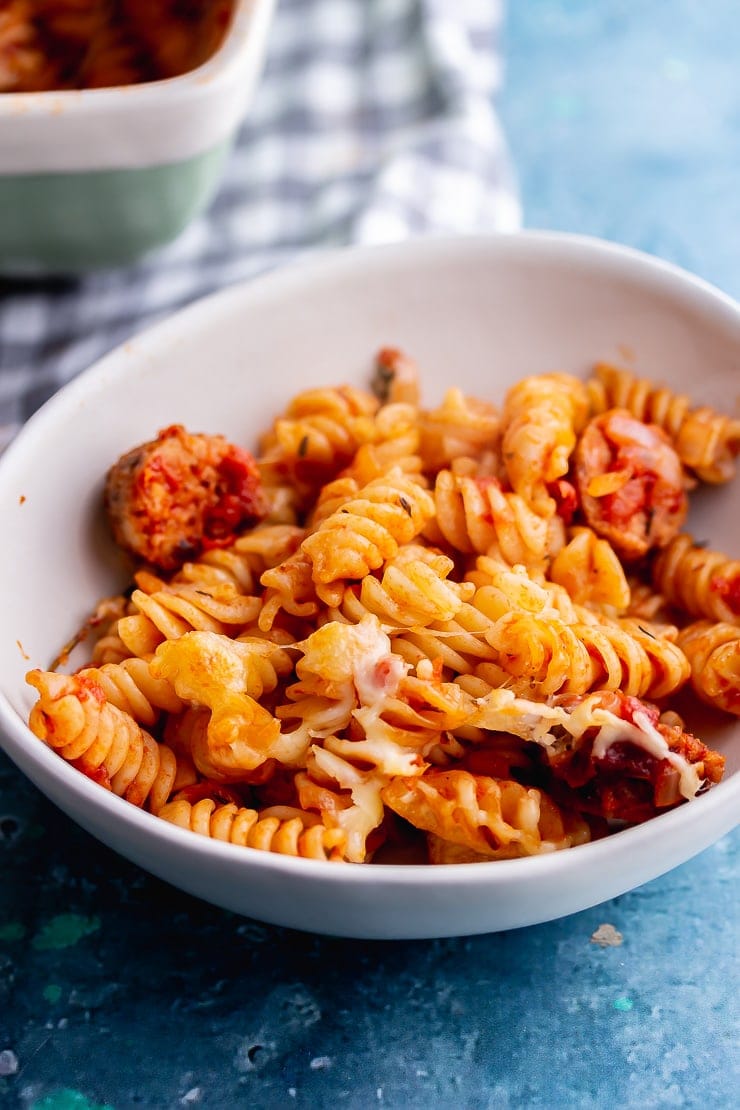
[0,232,737,938]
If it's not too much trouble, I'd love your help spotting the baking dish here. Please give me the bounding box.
[0,0,275,273]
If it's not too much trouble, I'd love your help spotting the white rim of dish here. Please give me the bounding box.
[0,230,738,886]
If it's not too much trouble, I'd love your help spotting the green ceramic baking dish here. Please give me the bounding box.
[0,0,275,274]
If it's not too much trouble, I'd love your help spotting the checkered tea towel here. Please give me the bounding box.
[0,0,520,447]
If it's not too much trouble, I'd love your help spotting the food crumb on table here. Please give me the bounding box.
[590,922,624,947]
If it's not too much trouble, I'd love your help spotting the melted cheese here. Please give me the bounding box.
[474,690,701,800]
[350,621,407,707]
[471,688,569,743]
[569,700,701,800]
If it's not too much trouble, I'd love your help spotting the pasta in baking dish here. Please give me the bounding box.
[0,1,234,93]
[26,351,738,865]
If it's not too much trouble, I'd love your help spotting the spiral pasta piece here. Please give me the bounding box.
[159,798,347,860]
[482,613,594,696]
[501,373,589,516]
[161,707,213,792]
[549,527,631,615]
[174,545,260,594]
[151,631,298,777]
[274,680,356,756]
[391,607,497,676]
[90,631,133,667]
[332,545,474,628]
[677,621,740,716]
[484,610,689,699]
[117,570,262,657]
[382,770,591,859]
[306,475,360,528]
[467,557,579,622]
[609,618,691,700]
[258,551,320,631]
[340,404,423,488]
[427,470,564,571]
[26,670,177,813]
[256,388,381,521]
[234,524,306,570]
[300,468,435,605]
[653,534,740,625]
[277,616,405,754]
[79,659,183,729]
[588,362,740,483]
[418,388,500,471]
[260,385,379,474]
[390,558,570,676]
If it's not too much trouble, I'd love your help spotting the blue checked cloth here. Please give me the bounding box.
[0,0,519,447]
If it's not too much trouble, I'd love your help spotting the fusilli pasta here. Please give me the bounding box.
[26,352,733,866]
[159,798,348,860]
[27,669,178,813]
[677,621,740,716]
[501,373,589,517]
[653,534,740,625]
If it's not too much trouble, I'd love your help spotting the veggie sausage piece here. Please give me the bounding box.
[104,424,266,571]
[575,409,688,561]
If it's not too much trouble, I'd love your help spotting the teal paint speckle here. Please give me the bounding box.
[613,996,634,1012]
[31,1091,114,1110]
[43,984,62,1004]
[32,915,101,952]
[0,922,26,942]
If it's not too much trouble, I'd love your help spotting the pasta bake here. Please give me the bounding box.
[0,1,234,92]
[26,353,738,865]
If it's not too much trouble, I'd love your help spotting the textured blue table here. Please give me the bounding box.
[1,3,738,1108]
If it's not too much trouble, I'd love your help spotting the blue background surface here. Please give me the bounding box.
[501,0,740,299]
[1,2,738,1107]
